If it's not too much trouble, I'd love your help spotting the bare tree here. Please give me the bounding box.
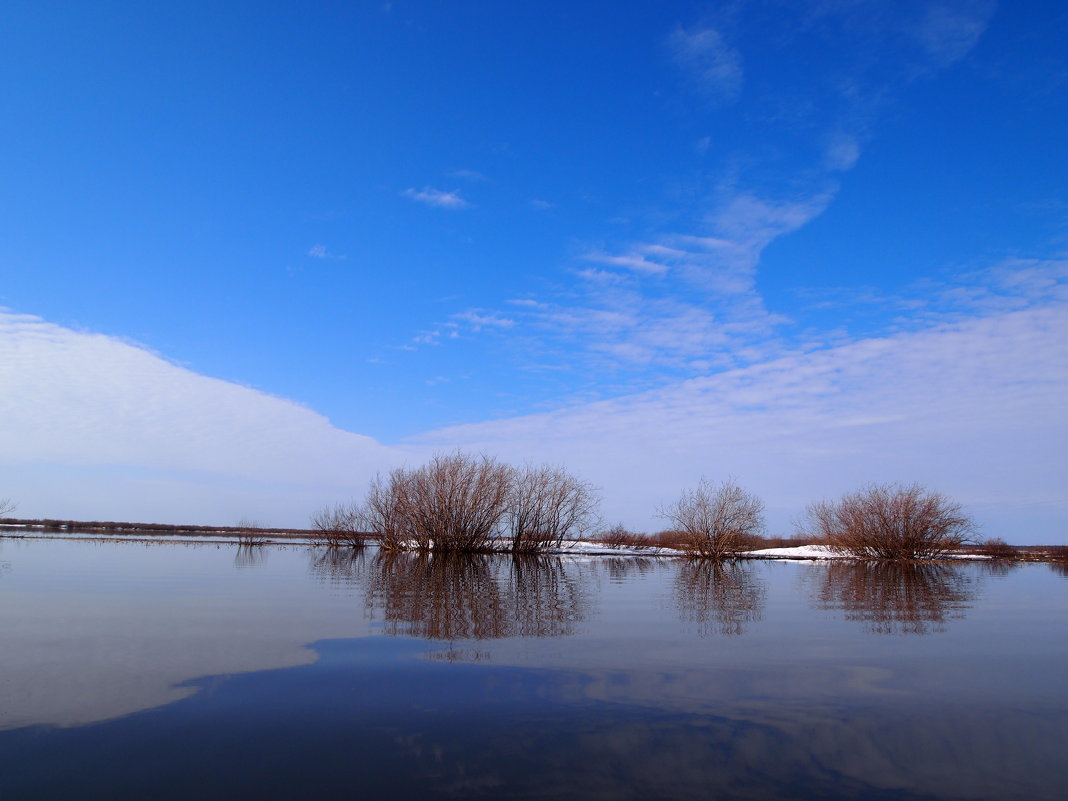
[658,478,765,559]
[367,452,514,552]
[506,465,600,553]
[310,502,367,547]
[801,483,975,559]
[235,518,268,547]
[0,498,15,518]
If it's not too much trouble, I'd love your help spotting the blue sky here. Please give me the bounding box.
[1,1,1066,539]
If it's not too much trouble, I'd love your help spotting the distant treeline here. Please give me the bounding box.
[0,517,313,537]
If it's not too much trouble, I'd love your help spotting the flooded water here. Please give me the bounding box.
[1,537,1066,800]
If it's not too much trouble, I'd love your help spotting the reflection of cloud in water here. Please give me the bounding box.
[811,561,976,635]
[674,561,766,637]
[365,552,589,640]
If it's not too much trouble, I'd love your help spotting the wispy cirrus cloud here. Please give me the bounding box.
[491,187,832,374]
[403,187,470,209]
[911,0,996,67]
[453,310,515,331]
[446,168,488,182]
[414,279,1068,540]
[307,243,346,260]
[669,25,743,104]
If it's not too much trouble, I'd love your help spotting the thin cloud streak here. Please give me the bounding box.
[669,25,743,104]
[403,187,470,209]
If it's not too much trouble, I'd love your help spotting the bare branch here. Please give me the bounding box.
[658,478,764,559]
[506,465,600,553]
[800,483,975,559]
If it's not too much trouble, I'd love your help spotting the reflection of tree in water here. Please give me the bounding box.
[308,546,367,587]
[365,551,588,640]
[599,557,657,584]
[978,559,1022,578]
[674,561,766,637]
[233,544,268,569]
[506,556,589,637]
[1049,561,1068,578]
[812,561,976,635]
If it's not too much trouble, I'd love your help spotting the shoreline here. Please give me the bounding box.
[4,529,1066,563]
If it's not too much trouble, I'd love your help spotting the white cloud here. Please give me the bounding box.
[447,168,488,182]
[402,187,470,209]
[453,310,516,331]
[669,25,743,103]
[3,272,1066,544]
[912,1,996,67]
[582,250,671,275]
[0,312,406,525]
[824,132,861,171]
[501,187,831,373]
[307,243,346,260]
[411,296,1068,542]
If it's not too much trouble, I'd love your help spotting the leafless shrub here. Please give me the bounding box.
[506,465,600,553]
[653,529,691,551]
[235,518,268,547]
[368,452,513,552]
[310,503,368,548]
[1046,545,1068,562]
[658,478,765,559]
[801,483,975,559]
[598,524,655,550]
[976,537,1018,559]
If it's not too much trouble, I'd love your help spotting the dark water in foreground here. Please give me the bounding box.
[1,538,1066,800]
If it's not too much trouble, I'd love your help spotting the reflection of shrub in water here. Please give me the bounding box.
[309,546,367,587]
[233,544,268,569]
[812,562,976,635]
[507,556,589,637]
[365,552,588,640]
[674,561,766,637]
[599,557,657,584]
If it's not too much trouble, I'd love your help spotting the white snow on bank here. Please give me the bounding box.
[544,540,680,557]
[743,544,848,560]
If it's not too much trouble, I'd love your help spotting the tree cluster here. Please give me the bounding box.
[315,452,600,554]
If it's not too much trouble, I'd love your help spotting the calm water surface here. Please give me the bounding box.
[1,537,1066,800]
